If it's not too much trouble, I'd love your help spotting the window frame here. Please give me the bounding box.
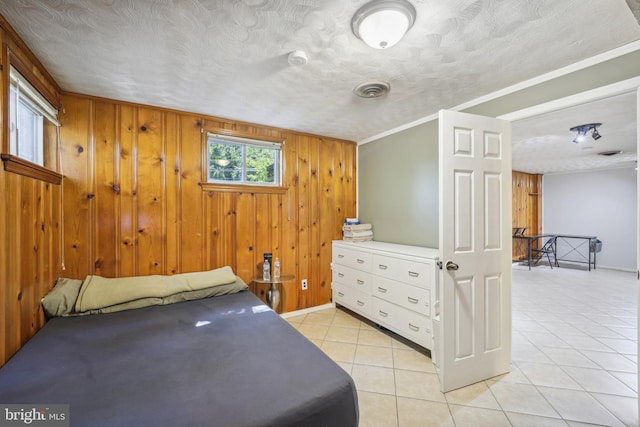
[203,132,285,193]
[2,49,62,185]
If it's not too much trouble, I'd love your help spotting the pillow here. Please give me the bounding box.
[75,266,237,312]
[83,277,249,315]
[41,278,83,318]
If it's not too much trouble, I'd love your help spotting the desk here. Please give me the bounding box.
[512,234,554,270]
[513,234,598,271]
[253,274,295,312]
[553,234,598,271]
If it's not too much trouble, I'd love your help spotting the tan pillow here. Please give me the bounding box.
[41,278,83,317]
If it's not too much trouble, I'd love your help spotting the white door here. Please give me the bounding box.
[437,109,512,392]
[636,87,639,420]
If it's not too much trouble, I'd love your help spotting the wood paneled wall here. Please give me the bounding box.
[0,15,63,367]
[59,93,357,313]
[512,170,542,259]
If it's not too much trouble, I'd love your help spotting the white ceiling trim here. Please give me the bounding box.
[358,40,640,145]
[499,76,640,122]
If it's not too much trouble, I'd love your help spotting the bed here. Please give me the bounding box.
[0,269,359,427]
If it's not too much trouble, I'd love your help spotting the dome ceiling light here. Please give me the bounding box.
[351,0,417,49]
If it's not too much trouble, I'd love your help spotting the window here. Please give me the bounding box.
[207,134,281,186]
[9,66,59,166]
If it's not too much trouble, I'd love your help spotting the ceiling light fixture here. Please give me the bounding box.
[351,0,416,49]
[569,123,602,143]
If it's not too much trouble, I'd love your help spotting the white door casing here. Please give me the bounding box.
[636,86,639,420]
[437,109,512,392]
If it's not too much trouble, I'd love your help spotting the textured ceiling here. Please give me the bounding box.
[512,92,637,174]
[1,0,639,146]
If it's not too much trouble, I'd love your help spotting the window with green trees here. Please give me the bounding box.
[207,134,280,185]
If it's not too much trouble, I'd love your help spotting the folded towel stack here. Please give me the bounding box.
[342,220,373,242]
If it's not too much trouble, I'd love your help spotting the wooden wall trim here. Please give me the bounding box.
[201,183,288,194]
[7,47,61,109]
[1,154,62,184]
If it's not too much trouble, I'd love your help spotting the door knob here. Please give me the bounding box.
[446,261,459,271]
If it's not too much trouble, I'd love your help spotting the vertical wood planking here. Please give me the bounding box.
[56,94,356,314]
[19,178,35,343]
[61,96,92,279]
[296,135,311,309]
[5,172,20,358]
[309,137,321,307]
[164,112,179,274]
[281,135,299,312]
[318,139,336,305]
[94,101,117,277]
[179,116,203,273]
[118,105,136,277]
[0,20,63,367]
[0,168,6,366]
[235,192,256,283]
[136,108,164,275]
[512,170,543,258]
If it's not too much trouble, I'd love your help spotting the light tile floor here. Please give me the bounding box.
[284,265,638,426]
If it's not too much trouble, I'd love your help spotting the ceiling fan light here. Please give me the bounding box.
[352,0,416,49]
[591,129,601,140]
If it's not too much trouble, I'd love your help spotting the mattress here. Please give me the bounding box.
[0,291,359,427]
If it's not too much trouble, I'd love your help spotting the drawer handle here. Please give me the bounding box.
[377,287,387,293]
[338,272,344,278]
[357,300,365,306]
[357,279,365,285]
[337,292,344,297]
[378,264,388,270]
[407,297,419,304]
[408,271,419,277]
[357,259,365,264]
[338,254,344,258]
[408,323,420,332]
[378,310,388,317]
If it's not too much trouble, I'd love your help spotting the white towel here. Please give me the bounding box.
[343,223,372,232]
[343,230,373,238]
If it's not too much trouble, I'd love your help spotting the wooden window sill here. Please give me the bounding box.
[1,154,62,185]
[200,182,287,195]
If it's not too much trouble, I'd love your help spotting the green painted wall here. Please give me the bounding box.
[358,120,438,247]
[358,48,640,248]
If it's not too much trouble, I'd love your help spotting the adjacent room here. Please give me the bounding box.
[0,1,639,426]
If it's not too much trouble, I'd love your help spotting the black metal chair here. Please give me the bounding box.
[531,236,557,268]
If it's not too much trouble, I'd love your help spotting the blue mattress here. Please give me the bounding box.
[0,291,358,427]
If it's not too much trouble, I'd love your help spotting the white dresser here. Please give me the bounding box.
[331,240,439,350]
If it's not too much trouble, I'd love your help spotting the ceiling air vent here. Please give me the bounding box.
[597,150,622,156]
[354,81,390,98]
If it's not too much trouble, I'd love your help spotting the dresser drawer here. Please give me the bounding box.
[332,264,373,293]
[333,246,372,272]
[373,275,431,317]
[372,298,432,349]
[372,254,433,288]
[332,282,371,317]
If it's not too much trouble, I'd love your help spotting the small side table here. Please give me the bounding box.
[253,274,295,312]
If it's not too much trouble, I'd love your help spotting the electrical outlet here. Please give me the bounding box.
[301,279,308,290]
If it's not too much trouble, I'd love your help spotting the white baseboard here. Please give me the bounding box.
[280,303,335,318]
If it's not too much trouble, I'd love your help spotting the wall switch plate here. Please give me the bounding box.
[301,279,308,290]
